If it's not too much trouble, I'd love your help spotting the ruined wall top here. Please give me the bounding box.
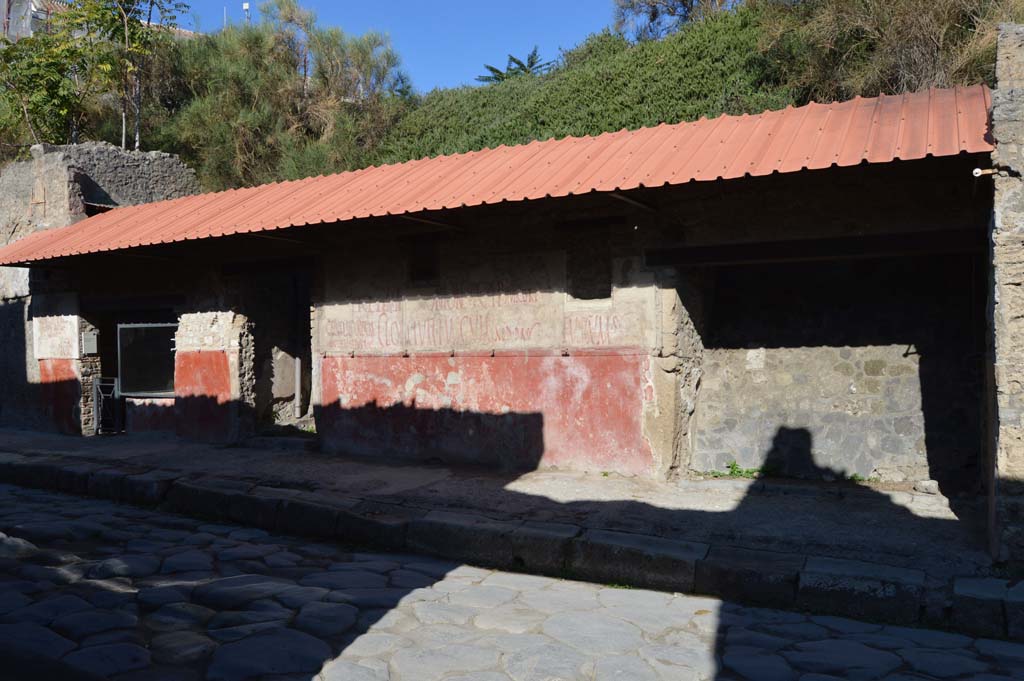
[995,24,1024,172]
[0,141,200,301]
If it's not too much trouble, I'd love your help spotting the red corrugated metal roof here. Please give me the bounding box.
[0,85,994,266]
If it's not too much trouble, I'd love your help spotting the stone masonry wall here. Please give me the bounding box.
[991,24,1024,560]
[692,258,984,488]
[0,142,198,434]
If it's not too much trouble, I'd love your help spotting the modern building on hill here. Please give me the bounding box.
[4,27,1024,563]
[1,0,64,40]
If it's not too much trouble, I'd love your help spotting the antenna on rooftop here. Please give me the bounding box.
[242,2,250,25]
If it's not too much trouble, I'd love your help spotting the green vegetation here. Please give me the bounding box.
[706,460,766,479]
[2,0,1022,190]
[377,7,789,164]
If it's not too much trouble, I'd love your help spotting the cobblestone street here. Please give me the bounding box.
[0,483,1020,681]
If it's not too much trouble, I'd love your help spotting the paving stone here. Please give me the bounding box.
[89,555,160,579]
[329,560,401,573]
[227,528,268,542]
[811,615,882,634]
[341,632,412,657]
[593,655,659,680]
[192,574,293,609]
[207,628,331,680]
[293,601,358,638]
[207,599,293,629]
[899,648,990,677]
[0,622,76,658]
[638,641,716,680]
[81,628,145,647]
[53,608,138,639]
[726,627,791,651]
[0,536,38,558]
[473,603,547,633]
[150,631,218,665]
[882,625,972,648]
[448,585,519,610]
[3,593,91,624]
[976,638,1024,660]
[757,621,830,640]
[160,550,213,573]
[403,560,462,578]
[389,569,436,588]
[64,643,151,677]
[846,633,916,650]
[783,640,902,680]
[320,659,388,681]
[542,611,645,655]
[0,590,31,614]
[412,600,478,625]
[265,551,303,568]
[723,648,795,681]
[145,602,215,631]
[326,588,414,608]
[299,570,388,590]
[206,620,288,643]
[390,643,502,681]
[519,583,600,614]
[275,585,328,608]
[138,585,191,609]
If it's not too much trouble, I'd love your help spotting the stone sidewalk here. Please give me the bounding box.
[2,483,1022,681]
[0,429,1010,640]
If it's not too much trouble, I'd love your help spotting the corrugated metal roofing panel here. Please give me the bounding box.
[0,84,994,266]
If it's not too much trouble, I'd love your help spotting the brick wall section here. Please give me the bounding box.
[991,24,1024,560]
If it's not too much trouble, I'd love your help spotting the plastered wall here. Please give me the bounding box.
[314,238,677,476]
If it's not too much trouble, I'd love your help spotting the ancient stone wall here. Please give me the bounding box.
[991,24,1024,560]
[0,142,198,434]
[691,257,984,488]
[314,227,673,476]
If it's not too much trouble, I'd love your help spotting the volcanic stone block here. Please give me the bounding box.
[569,529,708,593]
[796,557,925,625]
[695,546,805,609]
[407,511,522,567]
[952,577,1008,639]
[337,501,420,551]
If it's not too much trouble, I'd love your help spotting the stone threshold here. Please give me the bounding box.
[0,451,1016,642]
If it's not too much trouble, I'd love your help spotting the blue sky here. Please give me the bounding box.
[181,1,613,92]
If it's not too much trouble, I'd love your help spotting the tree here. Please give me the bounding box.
[171,0,411,189]
[613,0,734,40]
[60,0,188,150]
[0,32,84,145]
[476,47,553,83]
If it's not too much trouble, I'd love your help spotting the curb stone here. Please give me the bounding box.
[797,557,925,624]
[0,453,1017,640]
[695,546,805,609]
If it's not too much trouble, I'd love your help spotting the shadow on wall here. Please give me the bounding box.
[314,399,545,472]
[0,298,80,435]
[702,255,987,501]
